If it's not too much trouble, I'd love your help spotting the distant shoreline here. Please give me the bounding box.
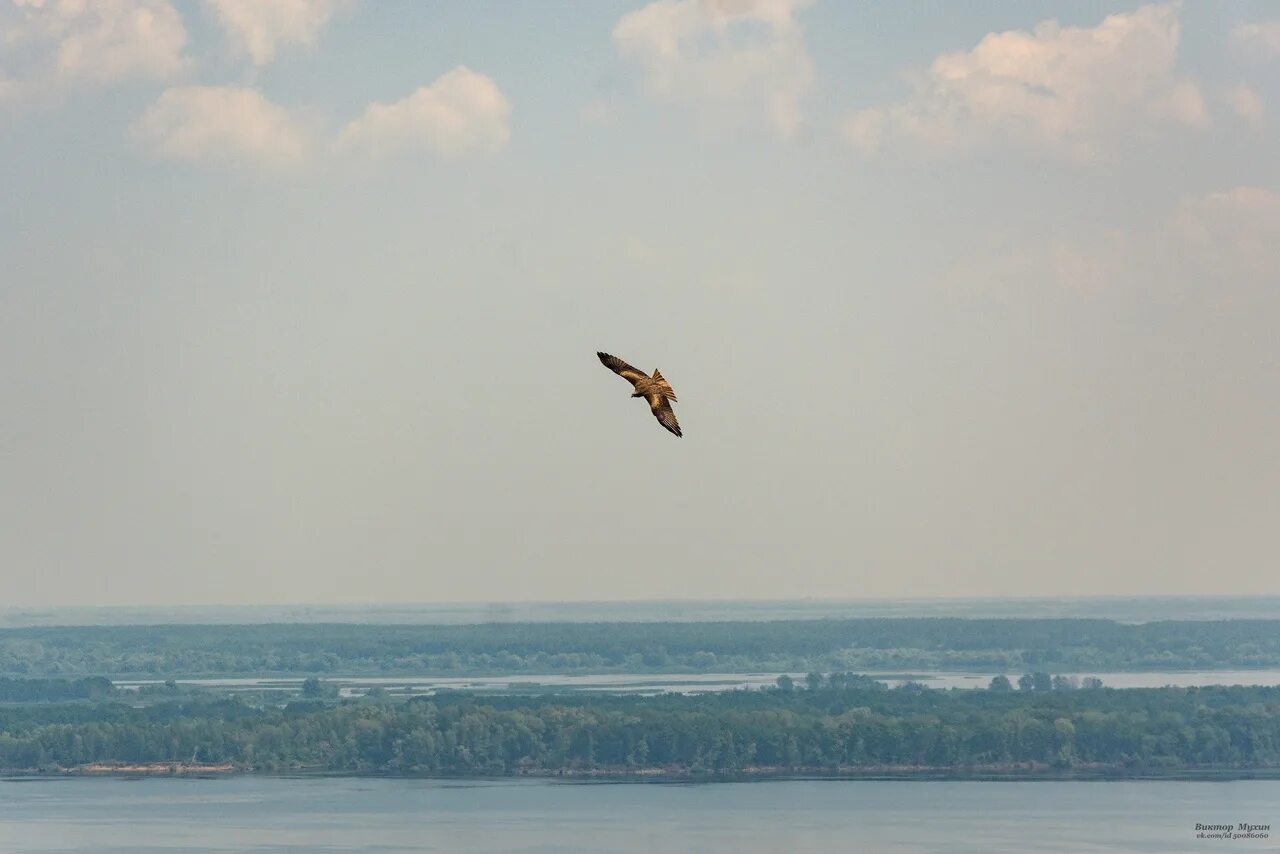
[7,617,1280,678]
[100,664,1280,679]
[10,763,1280,783]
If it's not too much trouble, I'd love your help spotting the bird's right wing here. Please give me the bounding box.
[597,351,648,386]
[647,393,683,437]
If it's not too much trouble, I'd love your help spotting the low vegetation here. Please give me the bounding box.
[3,619,1279,677]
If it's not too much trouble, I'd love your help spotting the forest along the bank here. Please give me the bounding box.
[3,618,1280,676]
[4,617,1279,779]
[1,678,1279,777]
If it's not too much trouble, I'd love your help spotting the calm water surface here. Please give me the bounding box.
[116,669,1280,696]
[1,777,1276,853]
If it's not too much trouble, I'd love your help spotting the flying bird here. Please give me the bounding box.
[597,351,682,437]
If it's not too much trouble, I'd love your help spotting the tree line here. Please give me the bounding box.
[1,682,1278,775]
[3,618,1278,677]
[0,676,114,702]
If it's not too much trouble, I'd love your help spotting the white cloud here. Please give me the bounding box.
[133,86,312,170]
[1171,187,1280,282]
[843,3,1208,160]
[204,0,351,67]
[0,0,187,101]
[335,66,511,158]
[950,187,1280,295]
[612,0,814,139]
[1231,21,1280,58]
[133,67,512,171]
[1224,83,1265,124]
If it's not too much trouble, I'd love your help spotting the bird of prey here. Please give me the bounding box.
[597,351,682,437]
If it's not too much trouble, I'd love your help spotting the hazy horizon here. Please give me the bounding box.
[5,594,1280,629]
[3,1,1278,607]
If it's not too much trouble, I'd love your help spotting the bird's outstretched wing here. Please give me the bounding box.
[597,351,648,387]
[647,393,682,437]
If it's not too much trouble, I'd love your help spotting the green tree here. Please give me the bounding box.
[989,675,1013,691]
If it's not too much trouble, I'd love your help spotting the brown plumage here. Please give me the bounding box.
[597,351,682,437]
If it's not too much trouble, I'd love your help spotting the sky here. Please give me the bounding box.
[1,0,1278,607]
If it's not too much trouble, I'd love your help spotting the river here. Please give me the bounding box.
[115,669,1280,697]
[1,776,1275,852]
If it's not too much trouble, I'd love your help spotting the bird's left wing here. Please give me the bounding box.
[597,351,648,386]
[647,393,683,437]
